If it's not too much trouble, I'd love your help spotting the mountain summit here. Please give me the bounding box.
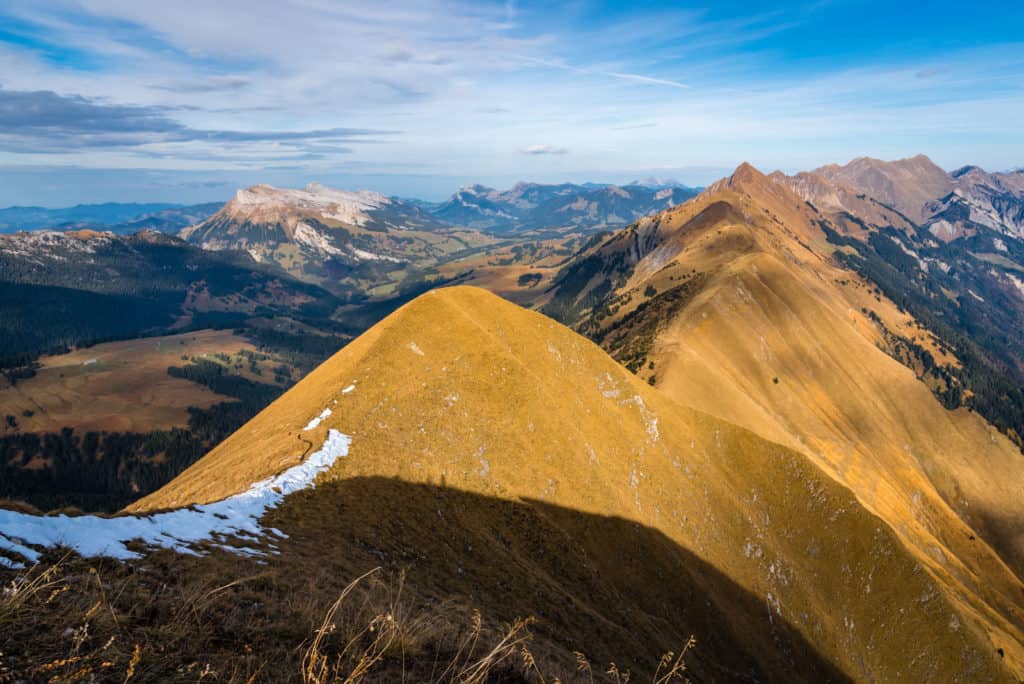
[115,285,1018,681]
[179,182,486,297]
[811,154,953,222]
[543,167,1024,679]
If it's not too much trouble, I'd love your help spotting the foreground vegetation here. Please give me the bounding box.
[0,553,694,683]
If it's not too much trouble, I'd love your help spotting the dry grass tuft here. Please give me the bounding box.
[1,552,696,683]
[299,566,695,684]
[301,567,538,683]
[1,555,134,683]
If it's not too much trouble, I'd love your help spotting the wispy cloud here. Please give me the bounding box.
[0,0,1022,205]
[522,144,568,155]
[611,122,658,131]
[516,55,689,91]
[0,87,395,155]
[605,72,689,89]
[149,76,252,93]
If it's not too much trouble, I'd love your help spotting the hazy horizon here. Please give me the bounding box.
[4,153,1022,208]
[0,164,731,207]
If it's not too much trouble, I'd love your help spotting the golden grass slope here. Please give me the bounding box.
[550,164,1024,675]
[133,285,1017,682]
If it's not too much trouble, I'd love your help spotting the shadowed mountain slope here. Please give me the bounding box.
[131,285,1019,682]
[2,476,850,682]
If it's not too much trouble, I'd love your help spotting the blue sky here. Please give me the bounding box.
[0,0,1022,205]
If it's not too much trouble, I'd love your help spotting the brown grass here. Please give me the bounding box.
[1,552,694,683]
[299,565,694,684]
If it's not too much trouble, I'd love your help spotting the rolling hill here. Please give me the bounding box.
[0,228,345,367]
[2,286,1019,681]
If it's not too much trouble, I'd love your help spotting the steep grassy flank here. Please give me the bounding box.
[826,224,1024,443]
[539,167,1024,676]
[131,286,1020,682]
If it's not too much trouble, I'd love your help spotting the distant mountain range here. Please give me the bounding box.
[431,181,699,233]
[0,202,222,234]
[0,179,700,238]
[179,183,497,297]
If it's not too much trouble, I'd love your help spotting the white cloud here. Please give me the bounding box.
[0,1,1021,197]
[523,144,568,155]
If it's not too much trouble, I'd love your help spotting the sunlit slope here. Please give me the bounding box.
[663,166,1024,563]
[132,285,1015,681]
[544,165,1024,674]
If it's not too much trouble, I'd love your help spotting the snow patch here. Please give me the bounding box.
[623,395,659,442]
[350,246,402,263]
[597,372,621,399]
[476,447,490,478]
[408,341,425,356]
[293,222,343,256]
[303,408,332,431]
[1007,273,1024,297]
[0,429,351,568]
[341,383,356,394]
